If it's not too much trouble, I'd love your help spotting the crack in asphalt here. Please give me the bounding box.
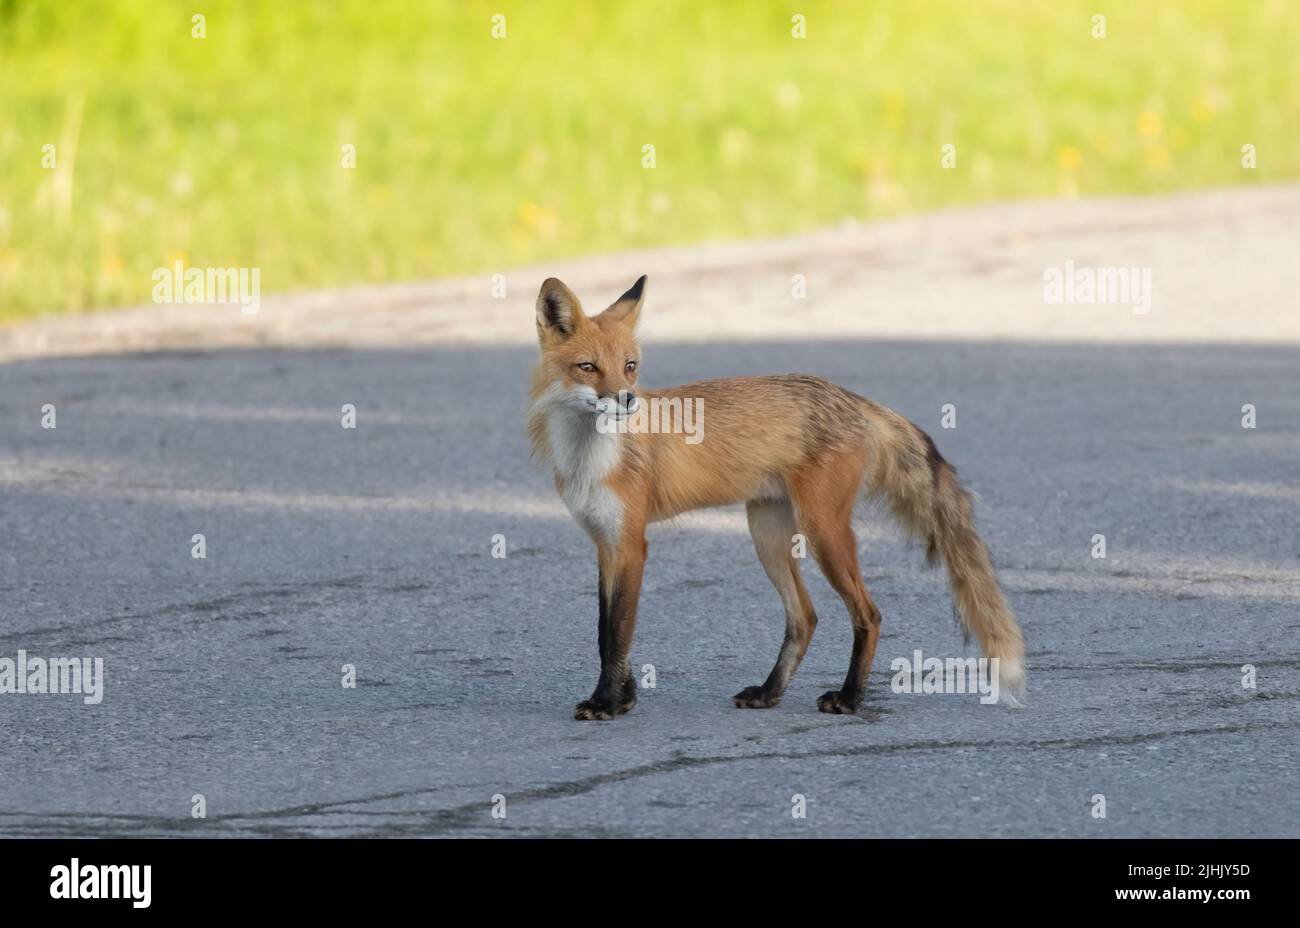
[3,719,1294,837]
[0,574,391,647]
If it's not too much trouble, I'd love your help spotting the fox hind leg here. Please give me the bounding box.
[790,463,882,715]
[810,531,881,714]
[734,498,818,709]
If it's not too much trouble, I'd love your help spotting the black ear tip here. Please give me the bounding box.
[624,275,647,301]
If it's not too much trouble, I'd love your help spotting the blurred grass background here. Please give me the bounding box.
[1,0,1297,321]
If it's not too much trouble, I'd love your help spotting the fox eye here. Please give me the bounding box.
[576,362,596,372]
[625,361,637,373]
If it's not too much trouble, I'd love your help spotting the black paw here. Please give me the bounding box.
[574,699,618,721]
[576,677,638,720]
[816,690,861,715]
[733,685,781,709]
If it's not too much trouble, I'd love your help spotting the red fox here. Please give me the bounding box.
[528,276,1025,720]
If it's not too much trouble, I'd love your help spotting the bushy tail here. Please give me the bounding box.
[858,403,1026,693]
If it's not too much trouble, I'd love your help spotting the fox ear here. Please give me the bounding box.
[601,275,646,329]
[536,278,583,340]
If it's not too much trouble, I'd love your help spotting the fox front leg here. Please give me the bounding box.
[575,546,644,720]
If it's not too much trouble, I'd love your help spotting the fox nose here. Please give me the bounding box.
[599,390,637,414]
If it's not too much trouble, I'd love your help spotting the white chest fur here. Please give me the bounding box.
[546,406,625,544]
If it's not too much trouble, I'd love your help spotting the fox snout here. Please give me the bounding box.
[596,390,638,416]
[603,390,638,411]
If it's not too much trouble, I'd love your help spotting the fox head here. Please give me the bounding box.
[533,275,646,418]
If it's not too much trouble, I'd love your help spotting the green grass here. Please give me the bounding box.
[1,0,1297,321]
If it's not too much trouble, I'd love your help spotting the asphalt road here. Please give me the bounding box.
[1,335,1297,837]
